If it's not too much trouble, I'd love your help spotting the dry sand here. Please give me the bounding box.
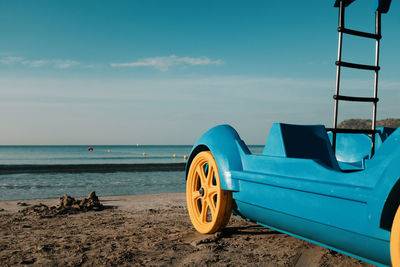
[0,193,373,266]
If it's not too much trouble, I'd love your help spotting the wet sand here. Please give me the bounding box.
[0,193,372,266]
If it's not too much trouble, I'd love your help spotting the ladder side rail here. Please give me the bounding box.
[371,10,382,156]
[332,1,345,153]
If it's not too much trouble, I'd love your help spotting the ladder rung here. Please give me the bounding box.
[336,61,380,71]
[333,95,379,103]
[326,128,379,134]
[338,27,381,40]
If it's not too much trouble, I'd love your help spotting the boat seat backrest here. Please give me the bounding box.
[327,132,371,164]
[263,123,340,170]
[326,127,395,164]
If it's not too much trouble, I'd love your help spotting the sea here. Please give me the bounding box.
[0,145,263,201]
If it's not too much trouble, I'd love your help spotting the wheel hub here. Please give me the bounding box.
[199,187,205,197]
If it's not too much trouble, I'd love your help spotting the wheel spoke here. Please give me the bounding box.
[207,195,216,216]
[206,164,214,186]
[193,195,202,216]
[201,199,208,223]
[192,191,201,201]
[196,165,207,186]
[208,186,218,196]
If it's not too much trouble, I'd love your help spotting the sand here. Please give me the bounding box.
[0,193,373,266]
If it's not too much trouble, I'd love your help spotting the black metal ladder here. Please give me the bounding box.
[327,0,382,157]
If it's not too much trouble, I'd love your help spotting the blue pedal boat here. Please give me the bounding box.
[185,1,400,266]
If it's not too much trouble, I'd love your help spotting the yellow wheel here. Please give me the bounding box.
[186,151,232,234]
[391,206,400,266]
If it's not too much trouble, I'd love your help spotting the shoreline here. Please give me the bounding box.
[0,192,186,213]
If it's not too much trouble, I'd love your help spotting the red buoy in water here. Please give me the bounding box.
[88,147,94,151]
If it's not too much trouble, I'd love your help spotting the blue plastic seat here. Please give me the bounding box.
[326,127,396,170]
[327,133,371,170]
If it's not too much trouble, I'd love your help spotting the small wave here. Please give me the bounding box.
[0,163,186,175]
[0,184,56,190]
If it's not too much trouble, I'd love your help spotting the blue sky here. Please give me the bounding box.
[0,0,399,145]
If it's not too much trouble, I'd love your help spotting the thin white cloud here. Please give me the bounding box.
[22,60,48,68]
[0,54,222,71]
[0,55,81,69]
[110,55,223,71]
[175,56,223,66]
[0,56,24,64]
[54,59,80,69]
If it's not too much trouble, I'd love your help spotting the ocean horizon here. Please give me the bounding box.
[0,145,263,201]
